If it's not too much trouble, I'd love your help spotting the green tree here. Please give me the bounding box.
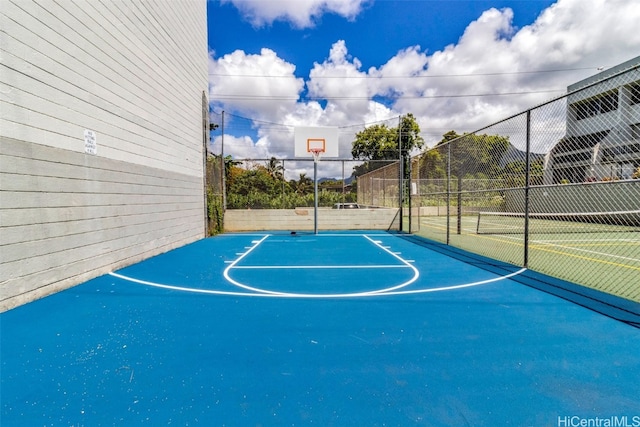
[351,114,425,177]
[351,123,396,161]
[397,113,425,156]
[417,149,446,179]
[223,156,243,194]
[291,173,313,195]
[436,131,510,179]
[263,157,284,180]
[230,169,278,196]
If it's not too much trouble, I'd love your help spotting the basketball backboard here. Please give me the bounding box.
[294,126,339,158]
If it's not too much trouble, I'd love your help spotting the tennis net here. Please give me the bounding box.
[476,210,640,235]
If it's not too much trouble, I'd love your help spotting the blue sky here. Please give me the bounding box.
[206,0,640,177]
[209,1,556,80]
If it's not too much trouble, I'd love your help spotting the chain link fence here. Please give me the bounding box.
[221,158,360,209]
[205,155,225,235]
[356,161,401,208]
[408,62,640,302]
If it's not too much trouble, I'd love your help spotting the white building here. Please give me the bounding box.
[544,56,640,183]
[1,1,209,310]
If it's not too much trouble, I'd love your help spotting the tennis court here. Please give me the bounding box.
[2,231,639,426]
[418,213,640,302]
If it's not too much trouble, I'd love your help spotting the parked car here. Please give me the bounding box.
[333,203,360,209]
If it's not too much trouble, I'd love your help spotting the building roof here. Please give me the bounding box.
[569,55,640,92]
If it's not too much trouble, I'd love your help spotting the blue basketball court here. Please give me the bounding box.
[2,231,639,426]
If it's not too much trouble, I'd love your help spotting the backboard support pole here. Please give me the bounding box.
[310,148,323,235]
[314,158,318,234]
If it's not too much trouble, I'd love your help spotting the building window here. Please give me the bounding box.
[554,151,592,164]
[574,90,619,120]
[601,142,640,161]
[629,83,640,105]
[554,131,609,154]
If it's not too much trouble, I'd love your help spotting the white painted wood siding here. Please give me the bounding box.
[0,0,208,310]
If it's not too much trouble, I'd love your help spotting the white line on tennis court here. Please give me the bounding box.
[532,241,640,263]
[534,237,640,243]
[498,234,640,263]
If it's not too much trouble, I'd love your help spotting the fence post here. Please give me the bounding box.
[203,92,209,236]
[342,160,346,205]
[370,175,373,206]
[221,110,226,210]
[524,110,531,268]
[407,155,412,232]
[446,143,451,245]
[457,175,462,235]
[398,115,404,231]
[282,159,286,208]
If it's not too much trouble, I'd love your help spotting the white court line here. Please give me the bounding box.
[223,235,282,295]
[533,237,640,243]
[108,268,525,298]
[378,268,526,295]
[425,220,640,263]
[531,240,640,263]
[107,233,526,298]
[108,272,258,297]
[361,234,419,294]
[223,234,419,296]
[497,234,640,263]
[231,265,410,269]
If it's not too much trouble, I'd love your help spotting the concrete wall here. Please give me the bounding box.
[224,208,401,232]
[0,0,208,310]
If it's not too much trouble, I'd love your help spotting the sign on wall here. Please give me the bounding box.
[84,129,97,155]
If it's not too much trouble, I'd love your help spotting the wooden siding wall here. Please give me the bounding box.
[0,0,208,310]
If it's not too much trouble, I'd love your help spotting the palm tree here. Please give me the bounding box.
[292,173,312,195]
[265,157,284,180]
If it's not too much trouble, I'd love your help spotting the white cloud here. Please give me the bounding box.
[210,134,271,159]
[210,0,640,175]
[209,48,304,123]
[222,0,371,28]
[391,0,640,144]
[209,40,396,171]
[307,40,379,117]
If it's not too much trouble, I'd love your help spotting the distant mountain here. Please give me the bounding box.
[500,144,545,167]
[318,176,355,185]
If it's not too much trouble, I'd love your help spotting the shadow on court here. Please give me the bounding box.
[2,232,639,426]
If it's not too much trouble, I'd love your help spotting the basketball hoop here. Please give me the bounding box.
[309,147,324,163]
[292,127,339,235]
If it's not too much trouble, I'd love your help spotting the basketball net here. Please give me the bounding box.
[309,148,324,164]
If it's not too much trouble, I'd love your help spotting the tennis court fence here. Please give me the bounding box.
[397,60,640,302]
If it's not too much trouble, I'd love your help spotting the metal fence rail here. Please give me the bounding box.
[407,61,640,302]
